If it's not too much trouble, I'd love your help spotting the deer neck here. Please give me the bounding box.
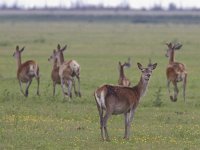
[16,55,22,69]
[136,76,149,98]
[60,53,64,64]
[119,68,125,79]
[53,59,58,70]
[169,50,175,63]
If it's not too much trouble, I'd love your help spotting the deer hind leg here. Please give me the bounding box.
[53,82,56,96]
[183,73,187,102]
[67,80,73,98]
[72,78,78,96]
[103,111,111,141]
[167,80,172,100]
[36,76,40,96]
[25,80,32,97]
[60,77,67,98]
[77,76,81,97]
[97,106,104,140]
[18,80,25,96]
[172,81,179,102]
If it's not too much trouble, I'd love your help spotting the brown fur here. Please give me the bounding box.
[13,46,40,97]
[55,44,81,98]
[165,42,187,102]
[94,62,157,141]
[118,59,131,86]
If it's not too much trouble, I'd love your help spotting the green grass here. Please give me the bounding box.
[0,11,200,149]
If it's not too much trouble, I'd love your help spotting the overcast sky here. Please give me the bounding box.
[0,0,200,9]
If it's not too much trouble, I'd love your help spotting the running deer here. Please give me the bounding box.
[94,62,157,141]
[13,46,40,97]
[118,58,131,86]
[165,42,187,102]
[48,49,61,96]
[55,44,81,98]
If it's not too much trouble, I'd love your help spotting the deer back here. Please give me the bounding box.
[17,60,39,82]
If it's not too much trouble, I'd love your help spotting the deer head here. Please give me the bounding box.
[165,42,182,57]
[13,45,25,59]
[118,57,131,70]
[137,62,157,82]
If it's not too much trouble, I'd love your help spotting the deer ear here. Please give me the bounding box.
[174,43,182,50]
[20,47,25,52]
[16,45,19,50]
[118,61,121,70]
[166,42,172,48]
[137,63,143,70]
[57,44,61,50]
[61,45,67,51]
[151,63,157,70]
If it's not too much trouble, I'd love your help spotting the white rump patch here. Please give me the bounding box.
[95,90,106,109]
[29,65,35,76]
[70,60,80,73]
[29,65,34,71]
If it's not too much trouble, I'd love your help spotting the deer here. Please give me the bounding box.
[48,49,61,96]
[94,61,157,141]
[13,46,40,97]
[165,42,187,102]
[118,57,131,86]
[55,44,81,98]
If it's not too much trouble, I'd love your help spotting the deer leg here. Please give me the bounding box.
[183,73,187,102]
[124,113,128,139]
[60,77,66,98]
[167,80,173,100]
[53,82,56,96]
[77,76,81,97]
[25,80,32,97]
[124,109,135,139]
[67,80,72,98]
[172,82,179,102]
[103,111,111,141]
[97,105,104,140]
[72,78,78,96]
[18,80,25,96]
[36,76,40,96]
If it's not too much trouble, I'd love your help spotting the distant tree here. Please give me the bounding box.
[151,4,163,11]
[168,3,177,11]
[0,2,8,9]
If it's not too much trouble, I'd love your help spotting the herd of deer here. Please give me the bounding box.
[12,42,187,141]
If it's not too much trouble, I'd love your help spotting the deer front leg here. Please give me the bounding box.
[124,109,135,140]
[124,113,128,139]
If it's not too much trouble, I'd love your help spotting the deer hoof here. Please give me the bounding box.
[170,96,177,102]
[25,91,28,97]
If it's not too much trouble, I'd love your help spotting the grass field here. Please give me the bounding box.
[0,11,200,149]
